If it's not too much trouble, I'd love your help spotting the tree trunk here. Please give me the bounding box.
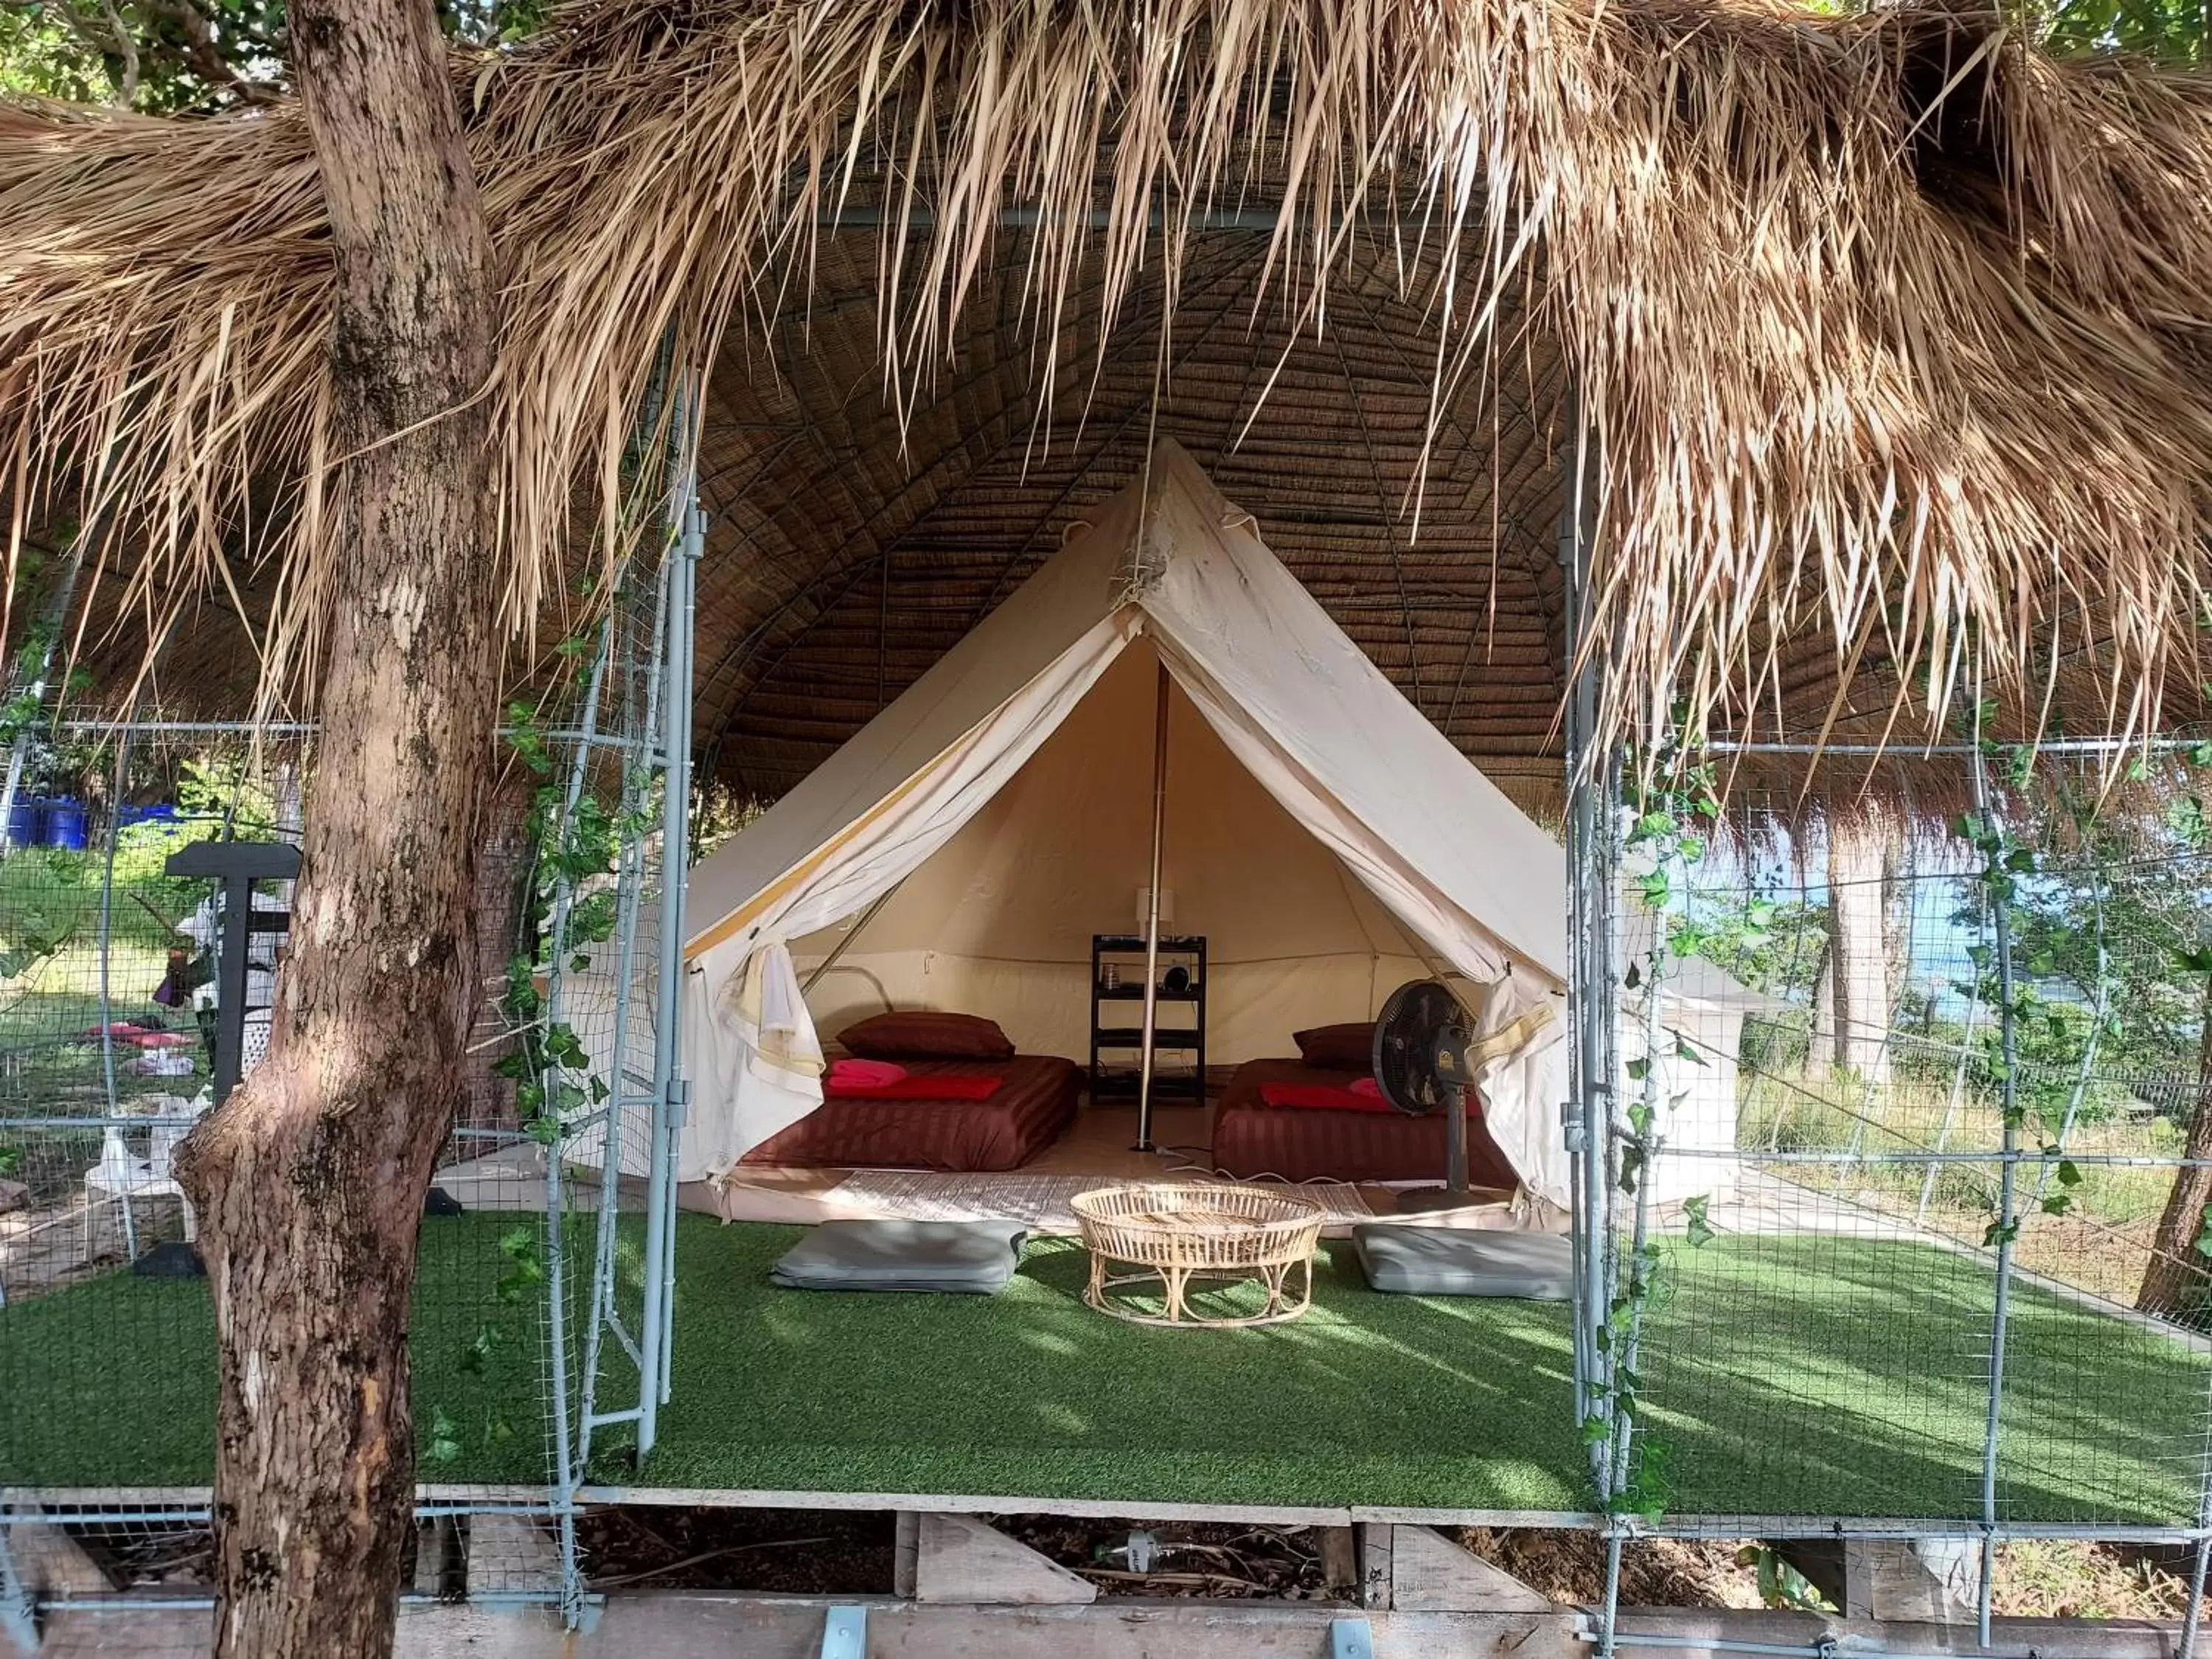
[2138,977,2212,1318]
[1828,815,1892,1085]
[460,766,538,1134]
[1806,933,1835,1080]
[173,0,498,1651]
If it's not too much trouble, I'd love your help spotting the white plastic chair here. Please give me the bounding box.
[83,1097,203,1261]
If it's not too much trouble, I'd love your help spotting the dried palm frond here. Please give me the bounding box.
[1,0,2208,754]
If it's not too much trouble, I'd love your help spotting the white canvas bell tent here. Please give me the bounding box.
[674,439,1753,1204]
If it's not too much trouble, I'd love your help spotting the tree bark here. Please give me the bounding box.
[1806,933,1835,1080]
[460,766,537,1134]
[2138,976,2212,1318]
[1828,814,1892,1084]
[173,0,498,1651]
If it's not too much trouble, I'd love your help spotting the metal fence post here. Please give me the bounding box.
[1558,394,1630,1658]
[1972,735,2022,1647]
[639,369,703,1450]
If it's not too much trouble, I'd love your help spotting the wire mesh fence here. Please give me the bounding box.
[9,601,2212,1652]
[0,521,689,1631]
[1587,754,2212,1657]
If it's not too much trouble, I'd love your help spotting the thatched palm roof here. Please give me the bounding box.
[4,0,2211,796]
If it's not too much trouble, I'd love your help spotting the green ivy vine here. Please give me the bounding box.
[1584,732,1719,1528]
[425,639,650,1468]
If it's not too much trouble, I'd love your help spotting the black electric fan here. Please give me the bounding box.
[1371,978,1478,1213]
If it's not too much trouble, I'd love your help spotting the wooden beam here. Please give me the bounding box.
[912,1514,1096,1606]
[0,1592,2190,1659]
[1381,1526,1554,1613]
[1318,1526,1359,1596]
[1356,1522,1393,1610]
[1,1508,105,1600]
[464,1514,562,1599]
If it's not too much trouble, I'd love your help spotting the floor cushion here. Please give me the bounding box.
[1352,1225,1576,1299]
[770,1219,1030,1293]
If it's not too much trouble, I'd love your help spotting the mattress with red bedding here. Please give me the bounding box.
[741,1055,1082,1172]
[1208,1057,1520,1188]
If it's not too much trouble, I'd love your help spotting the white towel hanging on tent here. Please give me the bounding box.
[1467,970,1570,1211]
[690,939,824,1183]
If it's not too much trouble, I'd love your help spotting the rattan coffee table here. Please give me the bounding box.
[1071,1183,1326,1326]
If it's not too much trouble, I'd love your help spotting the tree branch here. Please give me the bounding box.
[142,0,281,105]
[97,0,139,107]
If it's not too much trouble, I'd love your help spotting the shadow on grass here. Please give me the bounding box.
[1642,1234,2208,1524]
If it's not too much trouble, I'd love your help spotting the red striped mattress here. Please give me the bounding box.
[741,1055,1082,1172]
[1208,1057,1520,1188]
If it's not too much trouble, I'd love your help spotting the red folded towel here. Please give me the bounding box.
[1259,1082,1399,1114]
[827,1057,908,1090]
[827,1074,1004,1101]
[77,1023,195,1050]
[1349,1077,1382,1100]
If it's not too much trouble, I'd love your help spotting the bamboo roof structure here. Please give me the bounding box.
[3,0,2211,810]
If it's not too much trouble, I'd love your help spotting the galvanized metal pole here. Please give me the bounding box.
[661,488,700,1406]
[641,369,705,1444]
[540,617,611,1629]
[1972,734,2022,1648]
[1559,397,1614,1490]
[574,540,672,1470]
[1557,394,1632,1659]
[1133,661,1172,1152]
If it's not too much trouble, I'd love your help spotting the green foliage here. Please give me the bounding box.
[0,0,553,114]
[2034,0,2208,63]
[1737,1545,1837,1613]
[2004,784,2212,1105]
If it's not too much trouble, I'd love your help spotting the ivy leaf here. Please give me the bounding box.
[1682,1194,1714,1248]
[1625,1056,1651,1082]
[2040,1194,2073,1218]
[2056,1159,2081,1189]
[425,1407,462,1467]
[459,1324,499,1375]
[2193,1207,2212,1259]
[1983,1219,2020,1249]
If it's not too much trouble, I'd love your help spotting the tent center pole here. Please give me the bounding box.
[1134,661,1172,1152]
[802,880,905,996]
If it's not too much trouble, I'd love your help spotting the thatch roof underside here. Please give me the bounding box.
[693,236,1573,801]
[4,0,2212,786]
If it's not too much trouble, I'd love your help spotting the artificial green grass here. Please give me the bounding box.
[0,1214,557,1489]
[2,1214,2205,1523]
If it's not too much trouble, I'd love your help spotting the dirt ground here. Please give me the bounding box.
[1002,1517,1352,1601]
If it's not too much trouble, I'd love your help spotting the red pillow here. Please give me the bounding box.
[837,1011,1015,1061]
[1293,1021,1375,1071]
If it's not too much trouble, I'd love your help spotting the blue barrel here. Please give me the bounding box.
[4,797,41,848]
[44,799,86,851]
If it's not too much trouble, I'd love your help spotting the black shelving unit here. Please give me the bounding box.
[1090,933,1206,1103]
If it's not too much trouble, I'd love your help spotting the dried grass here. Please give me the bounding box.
[1,0,2209,748]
